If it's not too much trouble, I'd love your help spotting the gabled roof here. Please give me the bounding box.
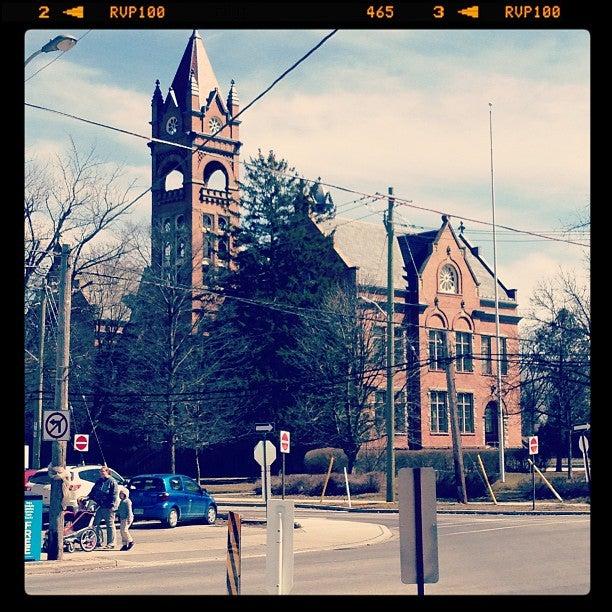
[171,30,220,110]
[458,234,516,302]
[316,218,406,291]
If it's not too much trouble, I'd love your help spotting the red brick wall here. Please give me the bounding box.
[416,225,521,449]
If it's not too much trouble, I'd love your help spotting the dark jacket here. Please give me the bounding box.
[90,476,120,510]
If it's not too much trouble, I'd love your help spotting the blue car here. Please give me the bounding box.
[129,474,217,528]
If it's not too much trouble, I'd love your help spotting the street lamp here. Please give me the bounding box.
[25,35,78,67]
[359,294,395,502]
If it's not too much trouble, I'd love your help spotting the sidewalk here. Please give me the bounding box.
[24,516,392,575]
[214,496,591,515]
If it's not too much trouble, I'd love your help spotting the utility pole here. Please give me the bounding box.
[46,245,73,561]
[444,334,467,504]
[383,186,395,503]
[32,280,47,469]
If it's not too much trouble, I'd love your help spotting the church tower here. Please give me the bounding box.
[149,30,241,299]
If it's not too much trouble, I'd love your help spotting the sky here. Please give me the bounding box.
[24,29,590,324]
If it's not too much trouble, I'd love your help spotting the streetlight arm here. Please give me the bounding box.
[24,50,43,67]
[358,295,386,318]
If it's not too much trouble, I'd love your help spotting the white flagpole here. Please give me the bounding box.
[489,102,506,482]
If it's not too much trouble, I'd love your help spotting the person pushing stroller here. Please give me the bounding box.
[88,466,120,549]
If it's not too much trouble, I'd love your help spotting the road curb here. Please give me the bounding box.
[217,501,589,516]
[25,559,119,574]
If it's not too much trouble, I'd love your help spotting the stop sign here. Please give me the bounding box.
[74,434,89,452]
[528,435,538,455]
[280,430,290,454]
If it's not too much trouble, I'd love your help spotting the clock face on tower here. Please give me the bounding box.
[166,116,178,135]
[208,117,222,134]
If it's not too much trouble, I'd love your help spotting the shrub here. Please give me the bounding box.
[391,448,503,500]
[355,447,385,472]
[303,448,348,473]
[515,474,590,500]
[254,472,382,496]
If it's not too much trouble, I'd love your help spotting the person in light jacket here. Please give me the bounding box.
[117,486,134,551]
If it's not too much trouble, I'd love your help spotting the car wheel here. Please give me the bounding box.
[79,528,98,552]
[164,508,179,528]
[205,505,217,525]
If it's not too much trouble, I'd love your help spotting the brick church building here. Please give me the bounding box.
[148,31,522,452]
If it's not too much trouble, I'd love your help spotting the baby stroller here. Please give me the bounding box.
[42,499,99,553]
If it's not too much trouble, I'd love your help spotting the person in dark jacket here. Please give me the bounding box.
[89,466,120,549]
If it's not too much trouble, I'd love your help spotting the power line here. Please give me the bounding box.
[75,266,580,349]
[25,29,338,221]
[25,75,587,248]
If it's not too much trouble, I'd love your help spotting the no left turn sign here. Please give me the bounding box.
[43,410,71,442]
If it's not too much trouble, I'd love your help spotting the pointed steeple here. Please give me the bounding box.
[152,79,163,106]
[227,79,239,117]
[171,30,219,110]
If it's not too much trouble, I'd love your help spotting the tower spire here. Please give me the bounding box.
[171,29,219,110]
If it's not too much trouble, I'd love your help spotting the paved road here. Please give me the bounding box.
[25,512,589,595]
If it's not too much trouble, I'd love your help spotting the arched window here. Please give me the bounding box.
[202,214,213,231]
[204,161,228,191]
[164,170,183,191]
[439,264,459,294]
[163,218,171,233]
[218,216,229,232]
[177,240,186,259]
[176,215,185,230]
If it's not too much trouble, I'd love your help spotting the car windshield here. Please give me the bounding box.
[129,477,165,492]
[28,471,52,485]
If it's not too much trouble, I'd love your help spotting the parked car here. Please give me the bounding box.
[129,474,217,528]
[24,468,38,489]
[26,465,128,509]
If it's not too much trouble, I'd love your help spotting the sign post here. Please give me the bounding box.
[73,434,89,464]
[279,430,290,500]
[578,435,590,483]
[255,423,274,517]
[528,435,539,510]
[265,499,294,595]
[398,467,439,595]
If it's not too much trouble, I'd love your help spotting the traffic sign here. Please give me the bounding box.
[255,423,274,433]
[280,430,290,454]
[573,423,590,432]
[42,410,70,442]
[528,436,539,455]
[578,435,589,454]
[73,434,89,452]
[398,467,439,589]
[254,440,277,467]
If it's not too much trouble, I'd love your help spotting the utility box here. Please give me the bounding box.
[25,494,43,562]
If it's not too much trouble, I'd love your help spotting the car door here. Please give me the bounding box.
[168,476,190,518]
[182,477,206,519]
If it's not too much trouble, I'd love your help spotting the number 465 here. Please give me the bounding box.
[367,5,394,18]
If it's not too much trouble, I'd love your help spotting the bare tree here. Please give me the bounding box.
[286,287,403,473]
[24,138,139,296]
